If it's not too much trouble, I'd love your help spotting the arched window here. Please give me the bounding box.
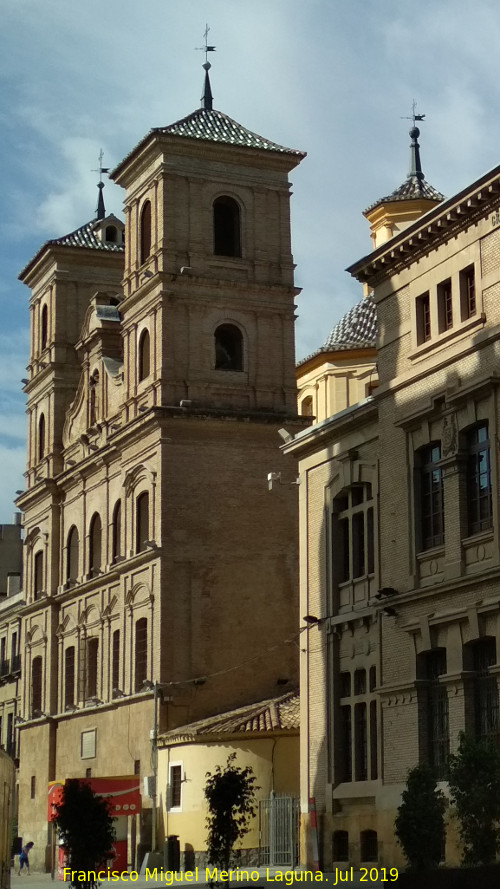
[65,646,75,709]
[136,492,149,553]
[214,324,243,371]
[66,526,79,584]
[38,414,46,462]
[301,396,314,417]
[138,329,151,382]
[112,629,120,693]
[135,618,148,692]
[33,551,43,598]
[86,637,99,699]
[140,200,152,264]
[89,513,102,576]
[32,656,43,717]
[213,196,241,257]
[112,501,122,563]
[41,305,48,351]
[360,830,378,862]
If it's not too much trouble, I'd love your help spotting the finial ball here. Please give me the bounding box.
[410,126,420,139]
[203,61,211,71]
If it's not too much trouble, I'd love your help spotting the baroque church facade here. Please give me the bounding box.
[291,122,500,868]
[16,66,305,871]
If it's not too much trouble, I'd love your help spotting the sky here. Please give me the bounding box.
[2,0,500,520]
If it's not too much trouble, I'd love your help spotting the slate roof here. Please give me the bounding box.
[47,219,125,252]
[158,690,299,744]
[297,295,377,367]
[365,174,444,213]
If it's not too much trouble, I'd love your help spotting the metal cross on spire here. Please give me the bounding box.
[92,149,110,221]
[195,23,216,65]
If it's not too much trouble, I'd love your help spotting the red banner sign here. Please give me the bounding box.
[48,776,141,822]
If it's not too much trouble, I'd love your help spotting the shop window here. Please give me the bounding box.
[214,323,243,371]
[140,200,152,264]
[138,329,151,381]
[213,196,241,257]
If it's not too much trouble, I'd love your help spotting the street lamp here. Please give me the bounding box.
[142,680,172,853]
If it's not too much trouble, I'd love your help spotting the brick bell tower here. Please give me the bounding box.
[17,57,306,870]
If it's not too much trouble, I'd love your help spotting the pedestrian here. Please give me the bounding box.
[18,842,34,875]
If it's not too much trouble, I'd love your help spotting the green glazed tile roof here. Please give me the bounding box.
[48,219,125,252]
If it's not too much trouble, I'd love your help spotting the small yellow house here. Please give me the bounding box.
[156,690,299,869]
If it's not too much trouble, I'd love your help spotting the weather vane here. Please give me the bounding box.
[195,23,216,65]
[91,149,110,181]
[401,100,425,125]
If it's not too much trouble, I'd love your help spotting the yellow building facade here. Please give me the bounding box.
[289,128,500,869]
[16,67,305,872]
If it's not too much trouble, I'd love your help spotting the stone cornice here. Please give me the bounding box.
[347,165,500,286]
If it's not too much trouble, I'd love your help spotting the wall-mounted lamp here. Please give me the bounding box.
[267,471,300,492]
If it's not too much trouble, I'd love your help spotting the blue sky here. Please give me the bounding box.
[1,0,500,519]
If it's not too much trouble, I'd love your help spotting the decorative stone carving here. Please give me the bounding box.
[442,413,458,457]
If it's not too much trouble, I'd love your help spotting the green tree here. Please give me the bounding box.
[448,732,500,865]
[394,764,446,871]
[204,753,258,871]
[54,779,116,889]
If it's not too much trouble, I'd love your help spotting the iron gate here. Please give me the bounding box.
[259,795,299,866]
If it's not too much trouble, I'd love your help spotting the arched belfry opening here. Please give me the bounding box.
[213,196,241,257]
[214,324,243,371]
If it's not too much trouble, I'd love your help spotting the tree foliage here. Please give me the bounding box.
[54,780,116,888]
[204,753,258,870]
[448,733,500,865]
[394,764,446,872]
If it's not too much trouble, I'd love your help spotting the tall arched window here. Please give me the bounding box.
[140,200,152,265]
[65,646,75,709]
[112,629,120,693]
[213,196,241,257]
[38,414,46,462]
[136,492,149,553]
[112,501,122,563]
[41,305,48,351]
[214,324,243,371]
[33,551,44,598]
[86,637,99,699]
[135,618,148,692]
[138,329,151,382]
[89,513,102,576]
[32,656,43,717]
[66,526,79,584]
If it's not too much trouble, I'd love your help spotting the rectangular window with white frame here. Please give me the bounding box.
[168,762,183,811]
